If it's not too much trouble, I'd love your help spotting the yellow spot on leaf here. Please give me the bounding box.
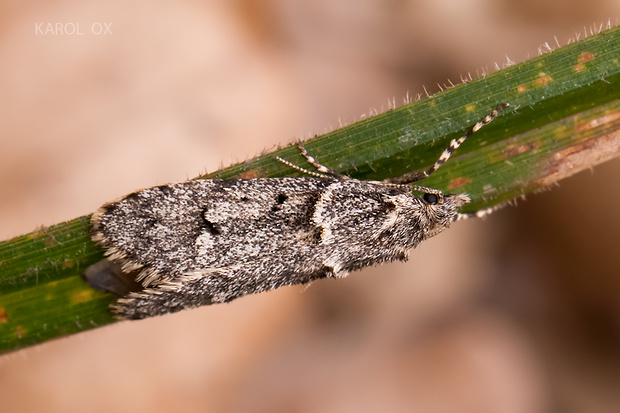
[533,72,552,87]
[574,51,595,73]
[73,289,95,304]
[61,259,75,269]
[15,325,26,339]
[465,104,476,112]
[578,51,595,63]
[518,72,552,92]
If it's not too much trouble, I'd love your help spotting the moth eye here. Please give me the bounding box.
[423,193,439,205]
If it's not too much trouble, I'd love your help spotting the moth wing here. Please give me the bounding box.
[111,266,246,319]
[92,178,331,289]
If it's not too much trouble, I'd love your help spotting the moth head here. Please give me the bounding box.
[421,192,470,208]
[419,191,471,238]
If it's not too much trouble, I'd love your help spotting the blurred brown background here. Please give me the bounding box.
[1,1,620,412]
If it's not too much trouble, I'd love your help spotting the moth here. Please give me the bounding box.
[84,104,509,319]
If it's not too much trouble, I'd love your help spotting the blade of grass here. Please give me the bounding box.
[1,26,619,353]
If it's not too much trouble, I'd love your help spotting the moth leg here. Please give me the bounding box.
[297,143,347,179]
[386,103,509,185]
[456,201,510,220]
[275,156,330,178]
[276,143,347,179]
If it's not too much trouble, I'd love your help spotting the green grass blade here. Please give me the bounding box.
[1,26,619,353]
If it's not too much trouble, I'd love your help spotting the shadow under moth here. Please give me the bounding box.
[83,104,509,320]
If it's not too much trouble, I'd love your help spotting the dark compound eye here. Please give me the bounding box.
[423,193,438,205]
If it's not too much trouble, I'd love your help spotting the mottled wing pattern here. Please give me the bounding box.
[92,178,428,319]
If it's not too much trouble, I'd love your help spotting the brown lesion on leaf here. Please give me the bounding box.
[575,110,620,134]
[538,129,620,187]
[533,72,552,87]
[447,177,472,190]
[538,108,620,187]
[489,141,542,163]
[578,51,595,63]
[505,141,542,159]
[0,308,8,323]
[574,51,595,72]
[236,169,262,179]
